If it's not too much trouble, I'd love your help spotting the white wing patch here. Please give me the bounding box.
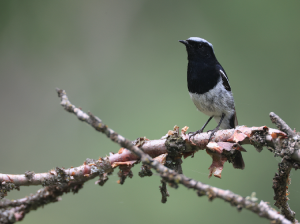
[219,69,231,91]
[219,69,229,83]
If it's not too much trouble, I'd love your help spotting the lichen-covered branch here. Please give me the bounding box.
[0,124,289,187]
[0,181,84,223]
[0,159,114,223]
[270,112,300,161]
[0,89,297,224]
[273,159,295,222]
[269,112,300,223]
[56,89,293,179]
[0,123,293,186]
[56,88,292,223]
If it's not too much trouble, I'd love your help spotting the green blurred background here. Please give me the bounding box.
[1,1,300,223]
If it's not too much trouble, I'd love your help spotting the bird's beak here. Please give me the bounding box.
[179,40,188,45]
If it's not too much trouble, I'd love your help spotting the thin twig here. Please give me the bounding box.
[270,112,296,138]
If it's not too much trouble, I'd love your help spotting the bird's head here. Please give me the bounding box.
[179,37,216,61]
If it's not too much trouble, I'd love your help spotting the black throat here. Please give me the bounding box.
[187,59,220,94]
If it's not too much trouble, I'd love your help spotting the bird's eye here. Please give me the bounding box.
[198,44,203,49]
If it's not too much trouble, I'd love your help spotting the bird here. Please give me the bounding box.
[179,37,238,141]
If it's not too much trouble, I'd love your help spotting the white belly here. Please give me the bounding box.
[189,81,235,129]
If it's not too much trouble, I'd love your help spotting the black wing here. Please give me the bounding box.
[216,65,231,91]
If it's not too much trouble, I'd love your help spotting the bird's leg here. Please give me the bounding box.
[188,116,213,140]
[207,113,225,142]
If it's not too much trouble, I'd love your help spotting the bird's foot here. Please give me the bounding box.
[207,127,219,142]
[188,129,204,140]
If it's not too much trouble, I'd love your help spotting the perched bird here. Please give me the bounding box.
[179,37,238,141]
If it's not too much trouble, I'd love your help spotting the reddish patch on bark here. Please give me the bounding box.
[111,160,137,168]
[83,165,90,175]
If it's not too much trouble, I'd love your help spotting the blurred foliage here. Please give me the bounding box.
[0,1,300,224]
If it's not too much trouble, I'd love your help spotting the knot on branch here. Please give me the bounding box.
[250,129,268,152]
[274,136,300,159]
[96,157,114,186]
[0,181,19,199]
[139,164,153,177]
[55,167,67,183]
[165,134,185,157]
[165,127,185,174]
[117,166,134,185]
[269,112,300,160]
[286,136,300,157]
[292,161,300,170]
[42,167,71,188]
[165,157,183,174]
[24,171,35,182]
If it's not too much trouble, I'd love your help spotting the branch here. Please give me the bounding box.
[0,160,114,223]
[0,89,296,224]
[54,89,291,223]
[273,159,295,222]
[0,180,84,223]
[0,125,287,186]
[270,112,300,161]
[270,112,296,138]
[269,112,300,223]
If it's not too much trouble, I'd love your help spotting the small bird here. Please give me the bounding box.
[179,37,238,141]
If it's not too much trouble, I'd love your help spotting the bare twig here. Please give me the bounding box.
[270,112,296,138]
